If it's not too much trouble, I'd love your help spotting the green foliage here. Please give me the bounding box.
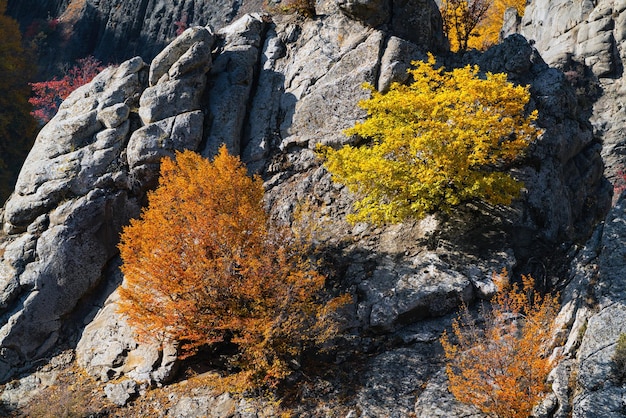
[319,54,540,225]
[0,0,37,202]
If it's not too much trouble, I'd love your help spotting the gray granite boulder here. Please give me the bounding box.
[0,59,147,381]
[0,26,217,383]
[76,288,179,385]
[202,14,267,157]
[139,26,214,125]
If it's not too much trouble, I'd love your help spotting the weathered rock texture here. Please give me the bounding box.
[520,0,626,185]
[8,0,447,77]
[510,1,626,416]
[0,24,214,383]
[532,192,626,418]
[0,1,617,416]
[7,0,251,64]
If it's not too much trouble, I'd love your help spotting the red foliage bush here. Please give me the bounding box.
[174,13,188,36]
[29,56,104,123]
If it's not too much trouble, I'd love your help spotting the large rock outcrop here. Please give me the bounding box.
[0,24,215,382]
[520,0,626,184]
[7,0,447,76]
[506,2,626,416]
[529,191,626,418]
[0,1,616,415]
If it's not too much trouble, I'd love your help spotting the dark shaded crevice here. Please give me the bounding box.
[133,0,153,43]
[610,32,624,79]
[239,20,272,158]
[226,0,244,22]
[6,0,65,29]
[375,32,392,90]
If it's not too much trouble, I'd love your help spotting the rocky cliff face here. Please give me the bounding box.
[0,0,622,416]
[7,0,255,71]
[7,0,447,73]
[516,1,626,417]
[520,0,626,182]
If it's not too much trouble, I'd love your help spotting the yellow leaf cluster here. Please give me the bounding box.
[118,146,348,389]
[319,54,539,225]
[441,270,561,418]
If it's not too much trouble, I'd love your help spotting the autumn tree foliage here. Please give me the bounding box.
[440,271,561,418]
[29,56,104,123]
[319,54,540,225]
[118,147,348,389]
[0,0,37,202]
[441,0,527,52]
[440,0,490,52]
[469,0,527,50]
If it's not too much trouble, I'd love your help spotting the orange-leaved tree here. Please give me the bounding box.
[468,0,527,50]
[440,0,490,52]
[118,146,348,388]
[441,0,528,52]
[440,270,561,418]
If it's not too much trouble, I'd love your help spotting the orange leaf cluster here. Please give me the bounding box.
[118,147,348,388]
[441,270,560,418]
[440,0,490,52]
[468,0,527,50]
[441,0,527,52]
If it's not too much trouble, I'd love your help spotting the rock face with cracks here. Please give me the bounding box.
[0,25,215,383]
[0,0,620,415]
[520,0,626,189]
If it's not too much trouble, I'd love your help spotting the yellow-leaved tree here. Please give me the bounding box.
[440,271,561,418]
[118,146,348,389]
[319,54,540,225]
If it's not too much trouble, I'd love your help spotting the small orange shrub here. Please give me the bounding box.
[441,0,528,52]
[264,0,315,18]
[118,147,348,389]
[441,270,560,418]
